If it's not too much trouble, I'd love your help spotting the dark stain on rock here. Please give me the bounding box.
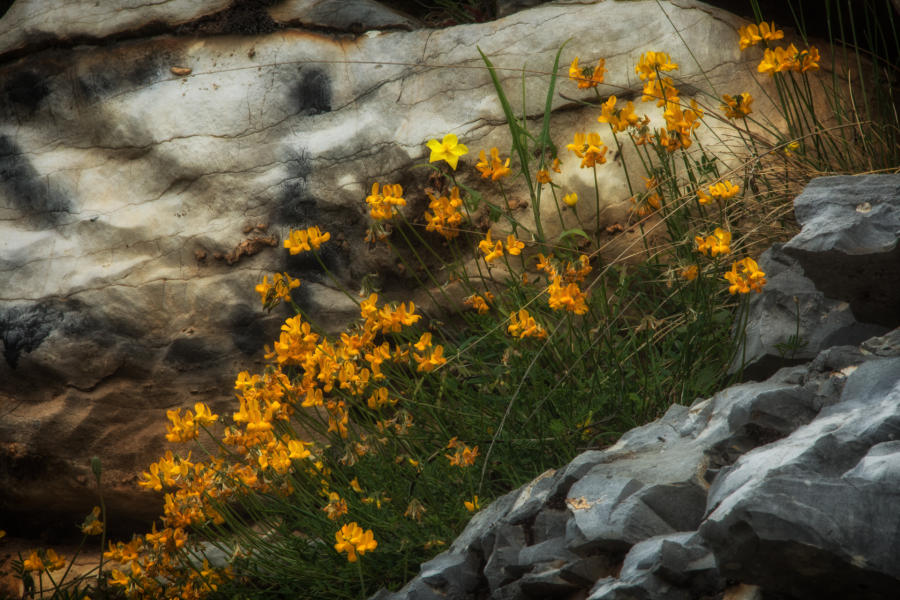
[0,135,71,225]
[0,302,63,368]
[291,67,332,116]
[274,150,315,225]
[73,51,174,103]
[2,69,50,115]
[229,304,276,355]
[164,337,220,367]
[176,0,280,36]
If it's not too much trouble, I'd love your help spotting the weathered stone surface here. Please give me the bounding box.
[735,245,886,379]
[587,532,719,600]
[782,174,900,326]
[1,0,778,527]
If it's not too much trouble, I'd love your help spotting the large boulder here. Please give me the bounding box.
[0,0,816,529]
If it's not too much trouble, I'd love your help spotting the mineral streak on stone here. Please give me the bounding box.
[0,0,774,527]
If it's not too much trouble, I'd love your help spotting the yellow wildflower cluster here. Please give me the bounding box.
[464,291,494,314]
[507,308,547,339]
[757,43,820,75]
[478,231,524,264]
[445,437,479,467]
[255,272,300,308]
[720,93,754,119]
[425,186,465,239]
[81,505,104,535]
[535,253,591,315]
[164,402,219,443]
[738,21,818,75]
[566,132,608,168]
[568,56,606,89]
[476,147,512,180]
[333,522,377,562]
[697,180,740,205]
[366,183,406,221]
[632,176,662,217]
[22,549,66,573]
[724,257,767,293]
[284,225,330,254]
[597,96,644,133]
[738,22,784,50]
[695,227,732,258]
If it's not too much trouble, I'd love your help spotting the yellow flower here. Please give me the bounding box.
[507,308,548,339]
[758,21,785,43]
[566,132,608,168]
[464,292,493,314]
[424,186,465,239]
[350,477,364,493]
[23,550,45,573]
[426,133,468,170]
[322,492,349,521]
[720,93,754,119]
[475,148,511,181]
[547,276,589,314]
[551,157,562,173]
[798,46,820,72]
[334,522,377,562]
[680,265,699,281]
[414,345,446,373]
[446,443,479,467]
[284,226,331,254]
[635,51,679,81]
[505,234,525,256]
[81,506,104,535]
[724,257,767,294]
[464,495,480,512]
[536,169,552,184]
[695,227,732,257]
[569,56,606,89]
[478,230,504,263]
[563,192,578,207]
[698,180,740,204]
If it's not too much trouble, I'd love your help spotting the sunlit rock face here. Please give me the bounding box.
[0,0,779,527]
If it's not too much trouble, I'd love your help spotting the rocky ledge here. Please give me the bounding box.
[374,174,900,600]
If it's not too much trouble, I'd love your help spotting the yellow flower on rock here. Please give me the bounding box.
[566,132,608,168]
[426,133,468,170]
[724,257,767,294]
[635,51,679,81]
[568,56,606,89]
[738,22,783,50]
[563,192,578,207]
[284,226,330,254]
[334,522,377,562]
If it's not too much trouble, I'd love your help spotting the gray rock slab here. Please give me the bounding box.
[701,357,900,599]
[783,174,900,326]
[734,245,886,379]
